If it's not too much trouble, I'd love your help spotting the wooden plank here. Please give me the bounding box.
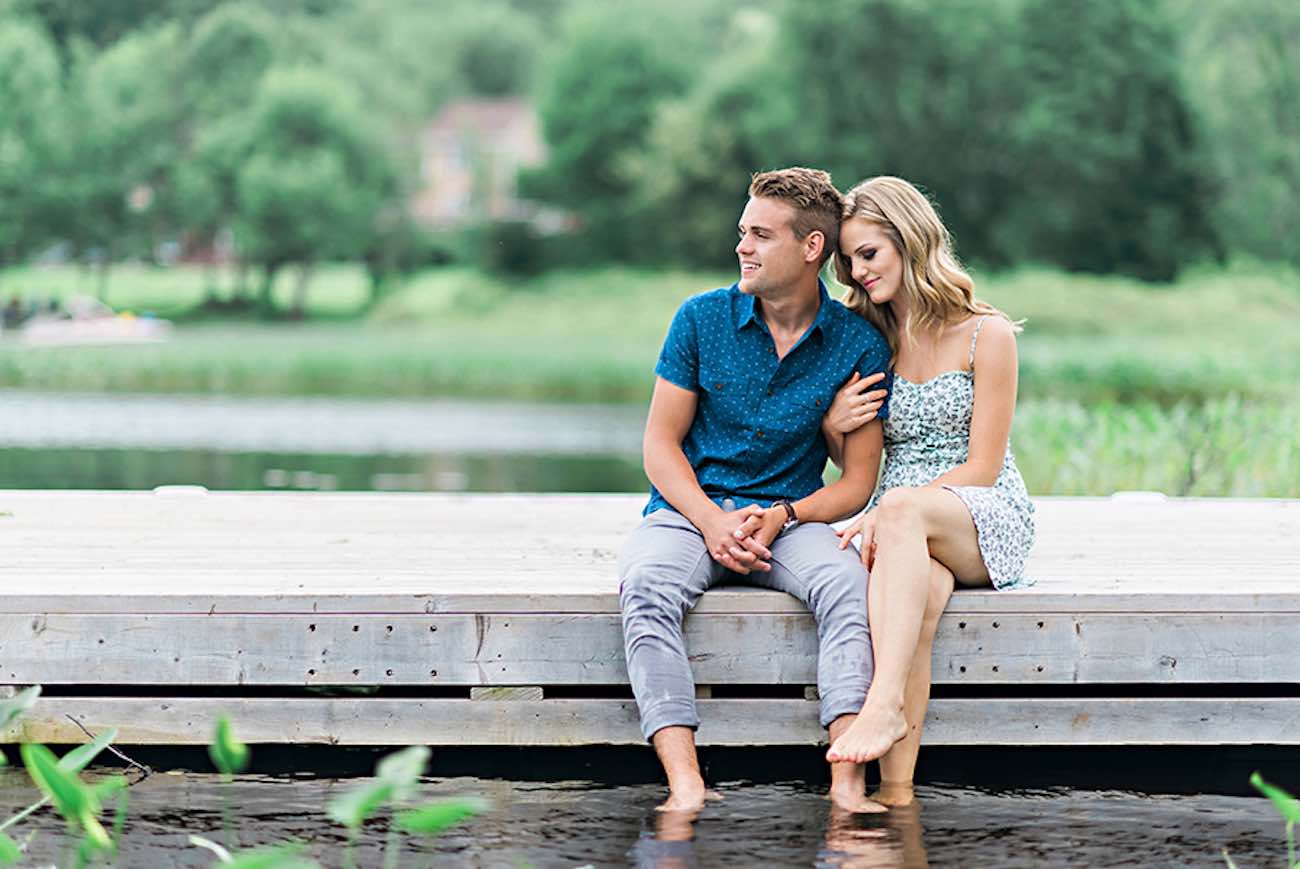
[3,612,1296,686]
[0,492,1295,615]
[5,697,1297,747]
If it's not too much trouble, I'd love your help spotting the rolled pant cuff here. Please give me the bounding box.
[818,691,868,729]
[640,699,700,743]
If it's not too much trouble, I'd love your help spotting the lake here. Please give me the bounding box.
[0,769,1284,867]
[0,392,649,493]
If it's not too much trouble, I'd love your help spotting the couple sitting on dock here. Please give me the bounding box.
[618,168,1035,813]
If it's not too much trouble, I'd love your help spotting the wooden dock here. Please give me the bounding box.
[1,491,1297,748]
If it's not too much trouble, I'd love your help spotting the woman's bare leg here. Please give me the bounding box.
[827,487,986,764]
[872,559,955,806]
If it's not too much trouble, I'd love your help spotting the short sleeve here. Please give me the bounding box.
[654,300,699,391]
[854,334,893,421]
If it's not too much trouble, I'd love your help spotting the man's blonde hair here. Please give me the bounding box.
[748,167,842,266]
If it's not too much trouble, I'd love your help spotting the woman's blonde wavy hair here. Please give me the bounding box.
[834,176,1018,363]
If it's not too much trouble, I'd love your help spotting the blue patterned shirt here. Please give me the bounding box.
[645,281,892,516]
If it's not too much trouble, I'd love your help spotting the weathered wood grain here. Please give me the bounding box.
[4,612,1296,686]
[6,697,1297,746]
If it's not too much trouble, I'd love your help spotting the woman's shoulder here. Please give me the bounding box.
[969,313,1018,369]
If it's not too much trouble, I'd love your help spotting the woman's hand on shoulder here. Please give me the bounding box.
[824,371,888,435]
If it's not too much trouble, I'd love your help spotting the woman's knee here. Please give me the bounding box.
[873,486,925,525]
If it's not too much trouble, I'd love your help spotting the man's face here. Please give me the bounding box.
[735,196,814,297]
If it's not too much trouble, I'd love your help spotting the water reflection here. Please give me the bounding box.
[629,809,701,868]
[820,803,928,868]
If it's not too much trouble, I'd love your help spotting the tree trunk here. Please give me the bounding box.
[96,257,112,306]
[257,263,280,317]
[290,261,314,320]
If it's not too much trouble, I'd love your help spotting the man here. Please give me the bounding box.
[619,167,892,813]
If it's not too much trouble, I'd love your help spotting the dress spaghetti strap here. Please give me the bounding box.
[967,315,990,371]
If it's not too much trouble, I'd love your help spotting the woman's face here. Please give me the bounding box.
[840,217,904,306]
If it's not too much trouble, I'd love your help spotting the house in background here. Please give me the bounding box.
[411,97,565,231]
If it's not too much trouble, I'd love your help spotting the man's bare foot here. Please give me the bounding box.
[825,703,908,764]
[656,787,722,813]
[869,780,915,807]
[828,783,888,814]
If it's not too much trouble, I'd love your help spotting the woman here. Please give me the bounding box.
[821,176,1034,805]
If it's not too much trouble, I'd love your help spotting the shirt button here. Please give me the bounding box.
[756,429,764,438]
[766,388,774,396]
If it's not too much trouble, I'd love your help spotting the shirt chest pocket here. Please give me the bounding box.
[699,370,756,419]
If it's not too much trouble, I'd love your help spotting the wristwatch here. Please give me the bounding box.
[774,499,799,531]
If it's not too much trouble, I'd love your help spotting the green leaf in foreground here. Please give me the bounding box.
[58,727,119,774]
[375,745,430,799]
[0,687,40,731]
[209,714,250,776]
[1251,772,1300,824]
[0,831,21,864]
[224,842,320,869]
[19,744,111,849]
[327,779,394,829]
[396,797,490,836]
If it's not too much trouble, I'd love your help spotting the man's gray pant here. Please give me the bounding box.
[619,508,873,742]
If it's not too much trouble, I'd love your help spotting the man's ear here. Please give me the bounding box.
[805,230,825,264]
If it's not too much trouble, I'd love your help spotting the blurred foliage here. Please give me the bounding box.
[0,0,1296,306]
[1182,0,1300,268]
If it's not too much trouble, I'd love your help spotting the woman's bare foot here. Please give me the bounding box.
[869,780,915,807]
[825,703,909,764]
[828,783,889,814]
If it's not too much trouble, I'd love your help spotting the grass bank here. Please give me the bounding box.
[0,261,1295,405]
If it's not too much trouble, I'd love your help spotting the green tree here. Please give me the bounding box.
[1182,0,1300,266]
[625,9,803,268]
[525,4,693,260]
[779,0,1026,268]
[231,67,399,316]
[56,24,186,295]
[0,14,63,267]
[446,0,540,97]
[1010,0,1220,280]
[176,3,279,300]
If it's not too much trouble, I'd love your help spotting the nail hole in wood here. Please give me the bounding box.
[992,621,1000,628]
[386,625,393,633]
[385,669,393,676]
[309,624,316,632]
[959,666,966,673]
[958,621,966,629]
[352,625,359,632]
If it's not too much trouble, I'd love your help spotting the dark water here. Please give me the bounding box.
[0,769,1284,868]
[0,446,648,493]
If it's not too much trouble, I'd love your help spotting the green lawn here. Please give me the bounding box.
[1,261,1295,405]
